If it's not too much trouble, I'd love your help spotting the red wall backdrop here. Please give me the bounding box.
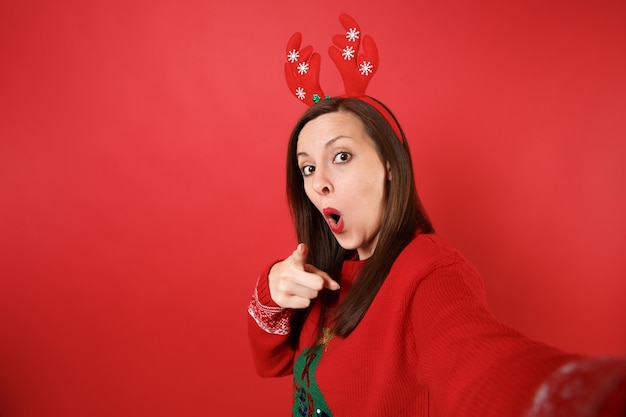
[1,0,625,415]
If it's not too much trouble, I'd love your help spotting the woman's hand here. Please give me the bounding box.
[268,243,340,309]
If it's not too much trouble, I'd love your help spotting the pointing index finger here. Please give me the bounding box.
[304,264,340,291]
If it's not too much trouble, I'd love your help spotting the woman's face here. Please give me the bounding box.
[297,110,389,260]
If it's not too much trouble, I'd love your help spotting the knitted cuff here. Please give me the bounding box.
[247,274,292,336]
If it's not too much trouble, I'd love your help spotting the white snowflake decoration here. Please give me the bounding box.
[346,27,360,42]
[342,46,355,60]
[359,61,373,76]
[287,49,299,63]
[295,87,306,100]
[297,62,309,75]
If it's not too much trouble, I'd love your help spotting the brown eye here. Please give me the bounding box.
[333,152,351,164]
[302,165,315,176]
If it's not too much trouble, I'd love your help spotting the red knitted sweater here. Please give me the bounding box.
[248,234,626,417]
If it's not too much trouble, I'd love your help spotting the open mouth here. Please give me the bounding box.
[322,207,344,233]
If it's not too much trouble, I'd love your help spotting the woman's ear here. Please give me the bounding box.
[386,161,392,181]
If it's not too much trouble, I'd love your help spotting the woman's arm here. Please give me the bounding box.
[411,256,625,417]
[247,265,296,377]
[248,243,339,377]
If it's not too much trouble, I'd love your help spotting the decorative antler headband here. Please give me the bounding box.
[284,14,403,141]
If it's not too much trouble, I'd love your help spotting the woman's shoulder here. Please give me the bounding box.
[402,233,463,261]
[390,233,478,281]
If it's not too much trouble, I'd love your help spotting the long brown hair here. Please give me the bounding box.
[286,97,433,347]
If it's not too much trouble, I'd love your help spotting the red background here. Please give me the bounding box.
[1,0,625,415]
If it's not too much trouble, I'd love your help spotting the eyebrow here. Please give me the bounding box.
[296,135,351,158]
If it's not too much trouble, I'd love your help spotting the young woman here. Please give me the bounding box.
[247,97,626,417]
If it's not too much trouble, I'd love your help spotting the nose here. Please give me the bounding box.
[311,167,333,195]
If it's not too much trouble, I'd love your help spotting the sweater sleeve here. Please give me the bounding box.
[247,263,297,378]
[411,255,626,417]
